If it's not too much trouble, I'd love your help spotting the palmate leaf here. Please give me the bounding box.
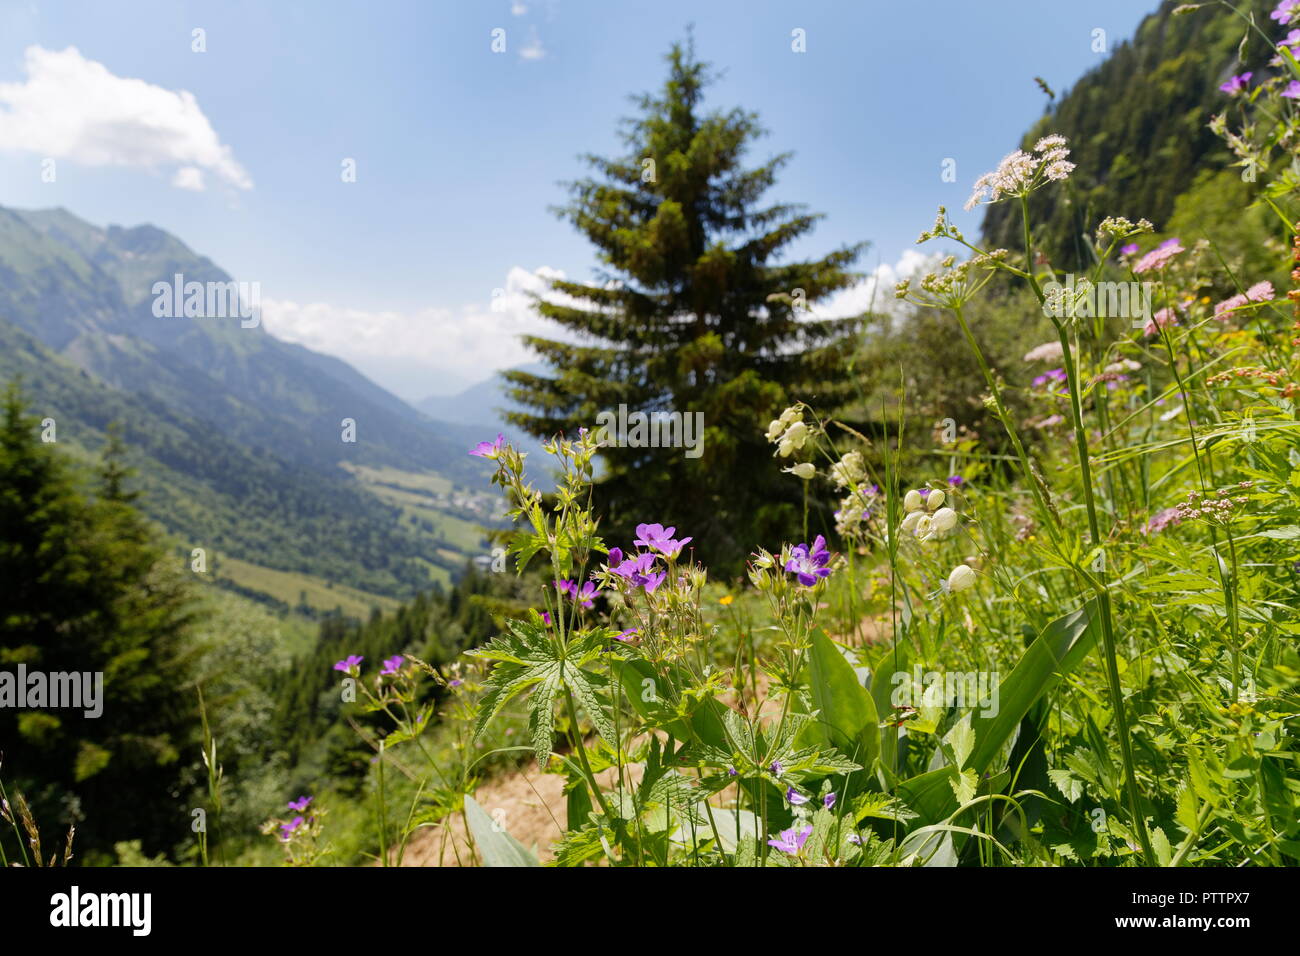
[469,616,619,766]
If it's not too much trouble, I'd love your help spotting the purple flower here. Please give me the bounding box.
[824,792,837,810]
[448,678,463,687]
[555,578,597,607]
[848,833,863,846]
[279,816,305,841]
[633,522,693,558]
[380,655,404,676]
[333,654,363,673]
[786,787,809,806]
[1271,0,1298,23]
[614,627,638,642]
[784,535,832,587]
[770,760,783,776]
[947,475,963,487]
[469,434,506,459]
[1144,507,1183,535]
[1120,242,1139,257]
[606,547,623,567]
[727,766,738,777]
[766,824,813,855]
[1219,72,1252,95]
[1133,238,1184,275]
[287,796,313,812]
[1282,80,1300,99]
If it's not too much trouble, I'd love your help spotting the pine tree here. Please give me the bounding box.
[505,39,868,571]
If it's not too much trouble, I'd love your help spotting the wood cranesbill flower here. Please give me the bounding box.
[469,434,506,458]
[1219,72,1252,95]
[786,787,809,806]
[287,796,313,812]
[380,655,404,676]
[785,535,832,586]
[333,654,363,674]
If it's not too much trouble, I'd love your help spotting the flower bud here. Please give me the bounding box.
[926,489,946,511]
[903,490,924,513]
[786,462,816,480]
[900,511,926,534]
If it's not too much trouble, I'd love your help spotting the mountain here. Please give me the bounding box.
[417,363,553,475]
[0,205,503,609]
[980,0,1279,276]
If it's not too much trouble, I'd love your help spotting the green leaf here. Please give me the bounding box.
[805,628,879,771]
[1049,768,1084,803]
[464,796,540,867]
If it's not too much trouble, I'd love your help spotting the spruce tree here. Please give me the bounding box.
[505,39,868,571]
[0,383,199,860]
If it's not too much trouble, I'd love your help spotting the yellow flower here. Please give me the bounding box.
[719,595,734,606]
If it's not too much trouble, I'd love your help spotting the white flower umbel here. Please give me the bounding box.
[964,135,1076,211]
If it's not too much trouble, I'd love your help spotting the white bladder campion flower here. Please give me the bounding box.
[946,564,977,593]
[900,510,927,535]
[785,462,816,480]
[903,489,925,513]
[919,506,958,541]
[925,489,945,512]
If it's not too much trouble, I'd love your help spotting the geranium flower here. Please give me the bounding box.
[1271,0,1298,24]
[634,523,693,558]
[380,655,404,676]
[287,796,313,812]
[469,434,506,458]
[787,787,809,806]
[766,825,814,855]
[333,654,363,674]
[785,535,832,587]
[279,816,305,841]
[824,792,837,810]
[1219,72,1251,95]
[1282,80,1300,99]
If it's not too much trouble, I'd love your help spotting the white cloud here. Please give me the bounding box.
[511,2,528,15]
[816,249,937,319]
[260,266,582,383]
[518,26,546,60]
[0,45,251,190]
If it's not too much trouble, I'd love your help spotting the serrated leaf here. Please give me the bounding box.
[1049,767,1084,803]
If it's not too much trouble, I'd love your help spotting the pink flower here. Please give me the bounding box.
[1246,280,1275,302]
[1132,238,1184,274]
[1144,307,1179,338]
[1219,72,1251,95]
[1214,293,1248,321]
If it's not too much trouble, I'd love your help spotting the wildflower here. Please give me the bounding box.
[469,434,506,459]
[824,792,837,810]
[718,594,734,606]
[1214,293,1247,321]
[1144,507,1182,535]
[1023,341,1063,363]
[903,489,924,513]
[964,136,1075,210]
[829,451,865,488]
[920,507,959,542]
[556,578,598,607]
[634,523,693,558]
[1247,280,1275,302]
[925,489,946,511]
[380,655,404,676]
[785,462,816,480]
[279,816,305,841]
[767,824,814,855]
[448,678,463,687]
[848,833,863,846]
[770,760,784,776]
[614,628,639,642]
[333,654,363,674]
[1132,238,1184,274]
[948,475,964,488]
[946,564,977,593]
[786,787,809,806]
[287,796,313,812]
[727,766,738,777]
[1219,72,1252,95]
[1144,307,1179,338]
[1283,80,1300,99]
[776,421,809,457]
[1120,243,1139,256]
[1271,0,1299,23]
[900,510,927,535]
[785,535,833,587]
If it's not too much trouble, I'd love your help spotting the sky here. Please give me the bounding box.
[0,0,1153,401]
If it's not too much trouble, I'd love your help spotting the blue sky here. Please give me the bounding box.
[0,0,1152,399]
